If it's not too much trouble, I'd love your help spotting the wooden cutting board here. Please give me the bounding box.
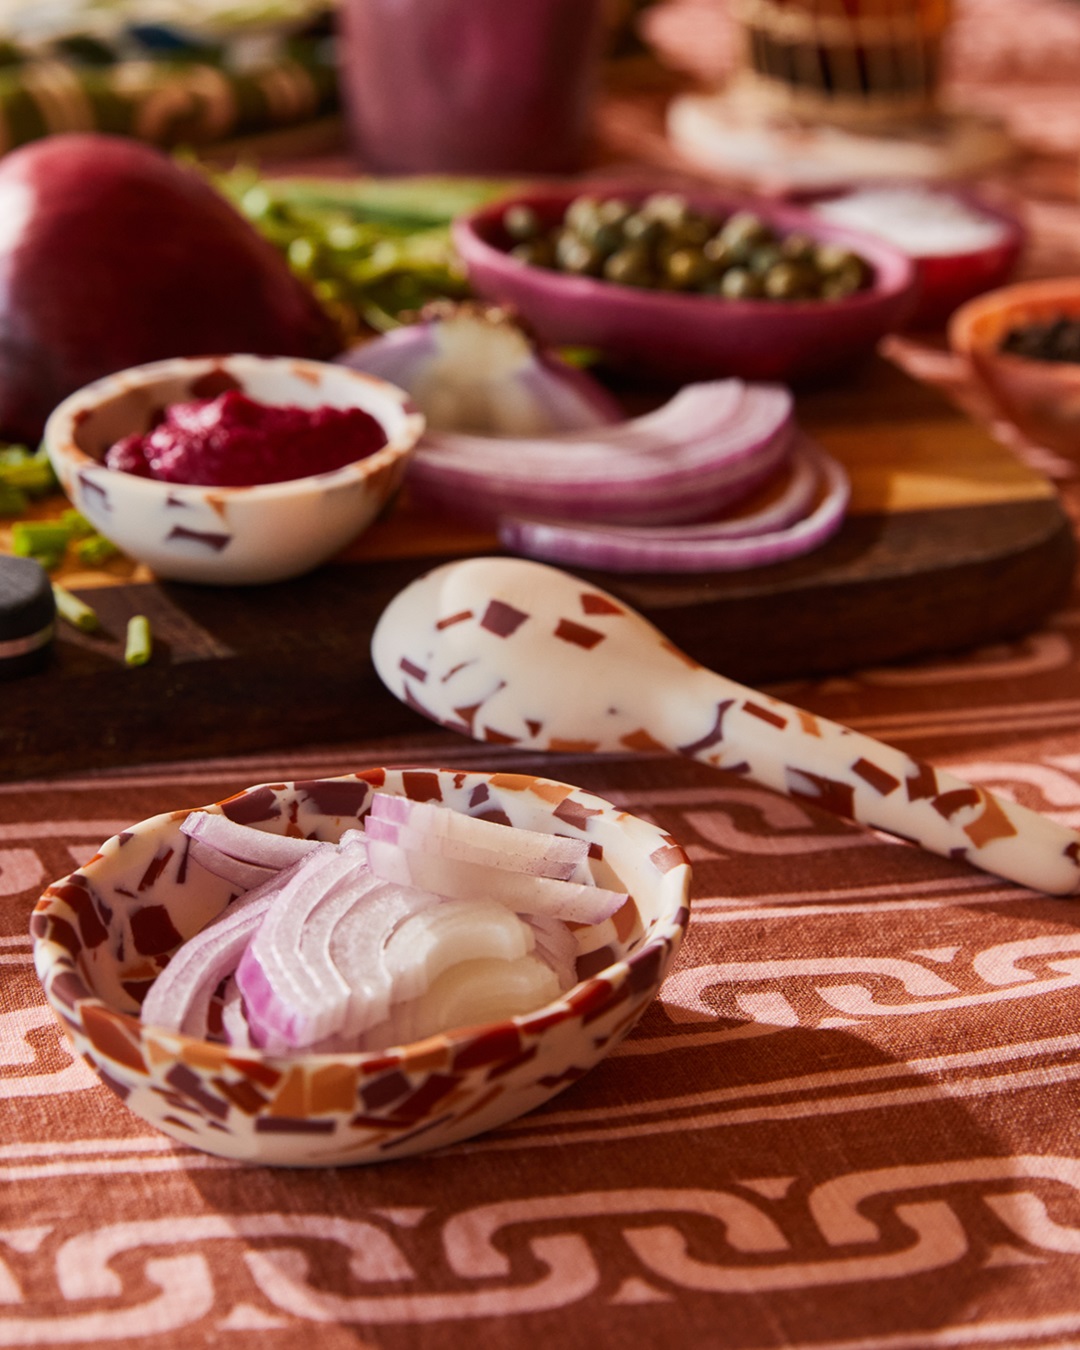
[1,354,1074,781]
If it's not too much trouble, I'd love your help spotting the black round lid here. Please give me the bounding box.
[0,554,55,648]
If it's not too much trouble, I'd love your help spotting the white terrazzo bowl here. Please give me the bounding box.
[31,767,692,1166]
[43,353,425,585]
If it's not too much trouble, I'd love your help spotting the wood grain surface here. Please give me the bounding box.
[2,354,1073,781]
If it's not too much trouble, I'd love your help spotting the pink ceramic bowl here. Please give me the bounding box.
[31,767,691,1166]
[805,185,1024,329]
[950,278,1080,457]
[452,185,917,384]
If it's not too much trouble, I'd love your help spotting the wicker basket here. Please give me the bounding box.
[729,0,952,129]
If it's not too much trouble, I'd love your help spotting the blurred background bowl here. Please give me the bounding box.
[43,354,424,585]
[949,278,1080,458]
[31,766,692,1166]
[452,184,917,384]
[804,184,1025,329]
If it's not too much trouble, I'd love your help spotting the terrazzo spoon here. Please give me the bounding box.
[372,556,1080,896]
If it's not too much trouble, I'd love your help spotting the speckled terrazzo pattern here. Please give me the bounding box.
[43,355,424,584]
[30,768,691,1166]
[372,557,1080,896]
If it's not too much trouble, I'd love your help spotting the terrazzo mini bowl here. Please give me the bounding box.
[31,766,692,1167]
[453,185,917,384]
[42,354,425,585]
[950,279,1080,458]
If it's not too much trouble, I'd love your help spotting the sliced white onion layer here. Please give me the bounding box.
[141,798,631,1053]
[139,856,309,1038]
[369,791,589,880]
[375,955,562,1048]
[180,811,321,870]
[236,837,372,1051]
[184,835,278,892]
[382,899,535,1003]
[366,837,627,925]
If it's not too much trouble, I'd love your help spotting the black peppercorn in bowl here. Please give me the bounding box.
[950,278,1080,458]
[452,183,917,384]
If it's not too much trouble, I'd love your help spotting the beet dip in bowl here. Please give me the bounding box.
[43,354,425,584]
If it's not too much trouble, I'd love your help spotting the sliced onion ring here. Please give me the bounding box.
[498,442,850,573]
[409,380,796,527]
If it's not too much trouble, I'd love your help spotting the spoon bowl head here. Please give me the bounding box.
[371,557,698,753]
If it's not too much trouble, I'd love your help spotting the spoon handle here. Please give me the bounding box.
[671,668,1080,896]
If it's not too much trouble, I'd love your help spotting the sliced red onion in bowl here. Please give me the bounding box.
[382,899,536,1003]
[498,440,850,573]
[142,797,631,1053]
[370,954,562,1049]
[368,791,589,880]
[184,835,278,892]
[139,854,309,1039]
[180,811,321,870]
[236,836,371,1051]
[366,837,628,925]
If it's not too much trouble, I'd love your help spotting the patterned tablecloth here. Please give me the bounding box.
[6,4,1080,1344]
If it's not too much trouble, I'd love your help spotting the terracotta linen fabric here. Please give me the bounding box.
[3,455,1080,1348]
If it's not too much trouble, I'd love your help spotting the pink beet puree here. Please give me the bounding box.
[104,390,387,487]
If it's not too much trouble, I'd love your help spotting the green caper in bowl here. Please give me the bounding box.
[498,192,873,303]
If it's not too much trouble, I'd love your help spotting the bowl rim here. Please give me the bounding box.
[792,180,1026,266]
[32,767,693,1075]
[43,352,426,503]
[950,277,1080,364]
[452,179,919,317]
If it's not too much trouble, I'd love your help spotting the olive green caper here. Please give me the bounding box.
[586,221,626,257]
[779,231,817,262]
[703,234,740,268]
[819,261,866,298]
[641,192,691,226]
[503,203,542,242]
[748,244,783,275]
[564,195,601,235]
[623,211,663,246]
[663,246,711,290]
[596,197,632,229]
[555,230,601,275]
[762,260,817,299]
[603,245,653,287]
[814,243,864,276]
[718,267,764,299]
[510,239,556,268]
[718,211,774,249]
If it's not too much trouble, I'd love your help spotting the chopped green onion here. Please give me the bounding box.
[75,534,120,565]
[0,482,27,516]
[12,521,69,568]
[60,509,95,539]
[52,583,100,633]
[0,444,56,495]
[124,614,152,667]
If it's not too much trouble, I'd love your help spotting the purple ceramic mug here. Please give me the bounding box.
[336,0,607,174]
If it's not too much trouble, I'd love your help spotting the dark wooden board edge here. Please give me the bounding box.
[2,495,1073,782]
